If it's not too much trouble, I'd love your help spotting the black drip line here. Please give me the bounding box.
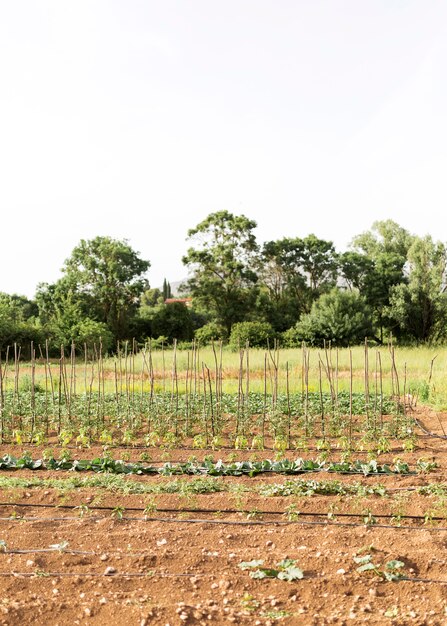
[0,501,446,523]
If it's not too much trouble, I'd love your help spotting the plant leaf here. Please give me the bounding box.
[238,559,264,570]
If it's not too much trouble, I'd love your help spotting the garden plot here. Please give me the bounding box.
[0,407,446,625]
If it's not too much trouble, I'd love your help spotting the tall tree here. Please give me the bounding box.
[284,288,373,347]
[182,211,259,337]
[61,237,150,340]
[349,220,414,341]
[258,235,337,332]
[388,236,447,341]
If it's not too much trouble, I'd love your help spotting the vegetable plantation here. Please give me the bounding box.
[0,342,447,624]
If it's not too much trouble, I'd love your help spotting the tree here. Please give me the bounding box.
[182,211,259,337]
[257,238,310,332]
[61,237,150,340]
[258,236,337,332]
[0,293,41,354]
[388,236,447,342]
[35,281,113,353]
[140,287,164,308]
[229,321,275,350]
[283,289,373,347]
[150,302,194,343]
[299,234,338,293]
[352,219,413,259]
[338,251,374,291]
[349,220,414,342]
[162,279,172,300]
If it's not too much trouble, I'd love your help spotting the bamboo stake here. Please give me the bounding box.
[349,349,353,443]
[30,342,36,439]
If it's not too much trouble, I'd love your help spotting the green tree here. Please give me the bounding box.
[162,279,172,300]
[338,251,374,291]
[283,288,373,347]
[258,235,337,332]
[140,287,164,308]
[229,321,276,350]
[0,293,41,353]
[182,211,259,337]
[150,302,194,343]
[35,281,113,352]
[257,238,310,332]
[300,234,338,293]
[388,236,447,342]
[61,237,150,340]
[349,220,414,342]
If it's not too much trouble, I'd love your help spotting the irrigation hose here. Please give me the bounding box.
[415,417,447,440]
[0,501,446,523]
[1,514,447,531]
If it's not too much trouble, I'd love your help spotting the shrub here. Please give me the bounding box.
[194,322,226,345]
[229,321,276,350]
[283,288,373,347]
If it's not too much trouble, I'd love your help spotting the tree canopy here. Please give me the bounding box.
[2,216,447,352]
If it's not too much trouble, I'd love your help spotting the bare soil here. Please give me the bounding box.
[0,407,446,625]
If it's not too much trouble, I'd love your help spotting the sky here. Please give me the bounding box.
[1,0,447,298]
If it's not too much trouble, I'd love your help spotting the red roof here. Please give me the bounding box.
[164,298,192,305]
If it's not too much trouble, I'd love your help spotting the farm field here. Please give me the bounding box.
[0,345,447,624]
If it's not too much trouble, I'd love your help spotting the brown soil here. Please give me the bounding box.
[0,407,446,625]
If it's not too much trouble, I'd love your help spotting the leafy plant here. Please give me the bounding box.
[238,558,304,581]
[353,553,407,581]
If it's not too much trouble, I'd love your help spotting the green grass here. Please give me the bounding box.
[7,344,447,400]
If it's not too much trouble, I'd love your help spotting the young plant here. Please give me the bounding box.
[353,553,407,581]
[238,558,304,581]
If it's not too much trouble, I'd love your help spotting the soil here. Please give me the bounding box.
[0,407,446,625]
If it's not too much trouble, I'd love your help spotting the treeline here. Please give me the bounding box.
[1,212,446,354]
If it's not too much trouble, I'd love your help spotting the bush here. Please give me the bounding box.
[150,303,193,342]
[194,322,226,345]
[283,288,373,347]
[229,321,276,350]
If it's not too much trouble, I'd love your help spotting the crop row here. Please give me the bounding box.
[0,454,430,476]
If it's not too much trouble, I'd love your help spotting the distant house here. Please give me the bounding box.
[164,297,193,308]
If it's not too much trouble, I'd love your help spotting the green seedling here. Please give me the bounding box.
[238,558,304,581]
[240,593,260,611]
[354,554,406,581]
[111,506,125,520]
[49,540,69,552]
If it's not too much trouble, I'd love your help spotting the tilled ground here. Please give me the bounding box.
[0,408,446,625]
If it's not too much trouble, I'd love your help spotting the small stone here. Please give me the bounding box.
[156,538,167,546]
[100,554,109,561]
[104,566,116,576]
[336,569,346,575]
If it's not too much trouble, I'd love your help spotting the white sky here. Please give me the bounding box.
[1,0,447,298]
